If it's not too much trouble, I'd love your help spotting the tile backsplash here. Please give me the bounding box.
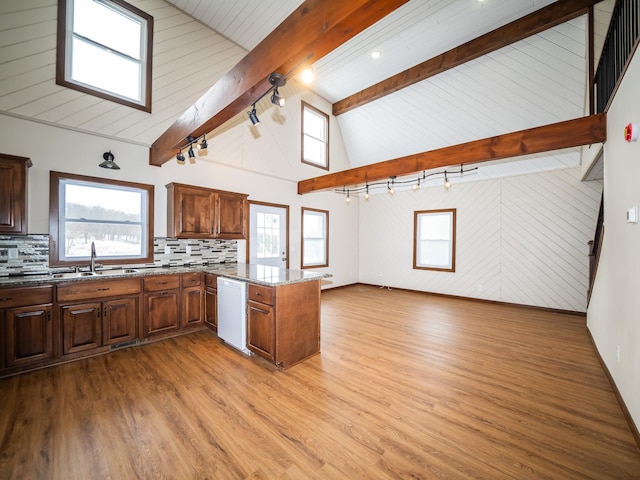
[0,235,238,276]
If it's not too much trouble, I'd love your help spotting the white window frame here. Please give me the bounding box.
[413,209,456,272]
[301,207,329,269]
[56,0,153,112]
[301,101,329,170]
[49,171,154,267]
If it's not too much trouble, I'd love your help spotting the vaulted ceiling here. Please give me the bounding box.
[162,0,612,186]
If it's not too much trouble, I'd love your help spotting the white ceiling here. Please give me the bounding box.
[165,0,600,183]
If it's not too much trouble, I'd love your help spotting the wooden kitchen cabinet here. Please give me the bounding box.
[0,153,31,235]
[1,285,55,371]
[246,280,321,368]
[166,183,248,239]
[204,274,217,331]
[58,277,141,357]
[247,284,275,361]
[143,274,180,337]
[181,272,203,328]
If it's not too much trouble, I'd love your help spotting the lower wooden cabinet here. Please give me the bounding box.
[247,299,275,361]
[103,297,138,346]
[61,302,102,355]
[4,303,54,368]
[144,289,180,336]
[181,272,203,328]
[204,274,217,331]
[1,285,54,372]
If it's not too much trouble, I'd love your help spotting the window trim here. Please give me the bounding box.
[56,0,154,112]
[413,208,456,272]
[301,207,329,269]
[49,171,155,267]
[301,101,330,171]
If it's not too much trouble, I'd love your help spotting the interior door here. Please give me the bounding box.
[248,202,289,268]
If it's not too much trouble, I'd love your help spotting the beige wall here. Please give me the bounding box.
[587,51,640,428]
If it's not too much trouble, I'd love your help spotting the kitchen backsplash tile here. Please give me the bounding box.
[0,235,237,276]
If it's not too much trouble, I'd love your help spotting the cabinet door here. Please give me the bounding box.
[61,302,102,355]
[247,300,275,361]
[172,186,214,238]
[4,304,53,367]
[216,192,246,239]
[181,286,203,327]
[144,291,180,336]
[103,297,138,346]
[0,155,29,235]
[204,287,217,331]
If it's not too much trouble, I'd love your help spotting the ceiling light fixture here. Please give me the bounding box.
[176,149,185,164]
[371,51,381,59]
[197,135,208,151]
[99,151,120,170]
[301,66,314,84]
[334,165,478,202]
[270,88,285,107]
[248,105,260,125]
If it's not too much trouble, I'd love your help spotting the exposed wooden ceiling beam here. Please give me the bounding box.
[332,0,601,116]
[149,0,408,167]
[297,114,606,194]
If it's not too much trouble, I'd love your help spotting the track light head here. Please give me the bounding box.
[176,150,185,165]
[198,135,208,151]
[99,151,120,170]
[270,88,285,107]
[248,106,260,125]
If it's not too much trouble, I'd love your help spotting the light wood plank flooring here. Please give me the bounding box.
[1,285,640,479]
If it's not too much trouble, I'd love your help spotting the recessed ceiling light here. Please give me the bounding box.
[371,51,381,59]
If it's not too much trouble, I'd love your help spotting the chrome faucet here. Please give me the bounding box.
[90,241,97,272]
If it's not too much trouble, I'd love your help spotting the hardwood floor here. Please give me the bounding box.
[1,284,639,479]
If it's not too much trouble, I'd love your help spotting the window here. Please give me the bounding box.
[301,207,328,268]
[56,0,153,112]
[301,102,329,170]
[49,171,154,267]
[256,211,281,259]
[413,209,456,272]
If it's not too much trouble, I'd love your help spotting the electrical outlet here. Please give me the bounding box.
[616,345,621,362]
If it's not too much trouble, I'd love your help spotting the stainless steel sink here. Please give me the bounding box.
[95,268,139,276]
[52,268,139,279]
[52,271,96,279]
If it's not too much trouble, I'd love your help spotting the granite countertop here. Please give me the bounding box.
[0,263,329,288]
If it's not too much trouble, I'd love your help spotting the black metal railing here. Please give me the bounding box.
[588,193,604,303]
[594,0,640,113]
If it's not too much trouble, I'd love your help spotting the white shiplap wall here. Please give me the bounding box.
[358,167,602,312]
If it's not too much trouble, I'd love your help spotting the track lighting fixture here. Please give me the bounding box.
[248,105,260,126]
[187,145,196,164]
[197,135,208,153]
[345,189,351,204]
[176,149,185,164]
[99,151,120,170]
[334,165,478,202]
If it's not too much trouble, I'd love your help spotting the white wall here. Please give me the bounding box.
[0,82,360,289]
[587,51,640,428]
[358,167,601,312]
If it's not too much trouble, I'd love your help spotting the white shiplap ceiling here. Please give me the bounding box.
[166,0,597,180]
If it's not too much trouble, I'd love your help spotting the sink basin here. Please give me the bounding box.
[95,268,139,276]
[52,271,96,279]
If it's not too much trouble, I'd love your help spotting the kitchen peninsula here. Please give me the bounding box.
[0,263,326,377]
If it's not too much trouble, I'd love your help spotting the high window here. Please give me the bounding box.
[49,172,154,267]
[301,102,329,170]
[56,0,153,112]
[301,207,328,268]
[413,209,456,272]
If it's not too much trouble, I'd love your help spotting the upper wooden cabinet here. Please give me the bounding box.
[166,183,248,239]
[0,153,31,235]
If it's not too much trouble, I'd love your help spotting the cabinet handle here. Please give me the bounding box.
[96,287,110,292]
[255,292,263,297]
[158,281,168,285]
[47,311,51,321]
[0,297,12,302]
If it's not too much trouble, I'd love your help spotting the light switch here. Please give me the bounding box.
[626,207,638,224]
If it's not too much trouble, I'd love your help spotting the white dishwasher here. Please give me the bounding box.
[217,277,251,355]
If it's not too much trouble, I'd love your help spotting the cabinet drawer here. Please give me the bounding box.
[58,278,141,302]
[143,274,180,292]
[182,272,202,287]
[204,273,218,288]
[247,283,274,305]
[0,285,53,308]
